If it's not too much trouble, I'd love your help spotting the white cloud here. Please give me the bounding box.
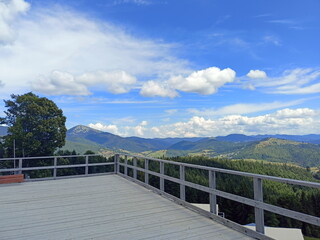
[170,67,236,95]
[140,67,236,98]
[77,70,136,94]
[88,120,148,137]
[87,108,320,138]
[33,70,137,96]
[32,71,91,96]
[0,0,30,44]
[140,120,148,126]
[140,80,178,98]
[274,108,316,118]
[247,70,267,79]
[88,123,119,135]
[0,2,189,97]
[148,108,320,137]
[189,99,306,116]
[245,68,320,95]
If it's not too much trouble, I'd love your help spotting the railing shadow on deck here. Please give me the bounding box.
[0,153,319,240]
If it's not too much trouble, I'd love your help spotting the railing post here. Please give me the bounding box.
[133,157,137,179]
[145,158,149,184]
[18,158,22,175]
[254,177,265,234]
[180,165,185,201]
[115,154,120,174]
[53,157,57,178]
[209,170,217,214]
[124,155,128,176]
[160,161,164,191]
[85,155,89,175]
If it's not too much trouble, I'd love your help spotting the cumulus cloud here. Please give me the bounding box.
[88,123,119,135]
[32,70,136,96]
[170,67,236,95]
[88,108,320,138]
[32,71,90,96]
[247,70,267,79]
[77,70,136,94]
[0,0,30,44]
[140,80,178,98]
[140,67,236,98]
[89,120,148,137]
[149,108,320,137]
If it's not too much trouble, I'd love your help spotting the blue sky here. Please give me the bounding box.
[0,0,319,137]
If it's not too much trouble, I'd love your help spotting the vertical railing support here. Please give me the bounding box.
[115,154,120,174]
[85,155,89,175]
[254,177,265,234]
[18,158,22,175]
[209,170,217,214]
[53,157,57,178]
[124,155,128,176]
[133,157,137,179]
[145,158,149,184]
[180,165,185,201]
[160,161,164,191]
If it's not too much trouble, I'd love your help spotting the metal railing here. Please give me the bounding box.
[0,154,115,180]
[115,153,320,237]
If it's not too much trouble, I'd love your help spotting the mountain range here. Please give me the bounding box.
[1,124,319,167]
[63,125,320,167]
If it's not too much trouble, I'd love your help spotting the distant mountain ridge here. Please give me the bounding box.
[63,125,320,167]
[0,126,8,136]
[1,124,319,167]
[215,133,320,144]
[66,125,172,153]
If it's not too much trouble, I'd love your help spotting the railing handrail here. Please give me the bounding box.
[0,154,114,178]
[126,154,320,189]
[0,154,102,161]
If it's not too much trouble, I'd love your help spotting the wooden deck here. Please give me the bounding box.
[0,175,254,240]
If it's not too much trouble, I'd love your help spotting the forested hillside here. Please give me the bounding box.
[233,138,320,167]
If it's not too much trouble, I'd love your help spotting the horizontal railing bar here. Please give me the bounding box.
[0,154,104,161]
[123,154,320,189]
[25,172,114,182]
[119,162,320,227]
[0,162,114,173]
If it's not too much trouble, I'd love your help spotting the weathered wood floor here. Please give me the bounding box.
[0,175,254,240]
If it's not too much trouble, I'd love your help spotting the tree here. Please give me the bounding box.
[0,92,67,157]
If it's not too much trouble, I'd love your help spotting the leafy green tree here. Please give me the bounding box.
[0,92,67,157]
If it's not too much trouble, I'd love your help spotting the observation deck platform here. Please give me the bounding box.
[0,175,254,240]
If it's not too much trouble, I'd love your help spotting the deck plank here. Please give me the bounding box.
[0,175,254,240]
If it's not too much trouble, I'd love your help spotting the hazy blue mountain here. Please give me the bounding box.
[215,133,320,143]
[215,134,257,142]
[154,137,205,145]
[167,138,250,156]
[67,125,172,152]
[0,126,8,136]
